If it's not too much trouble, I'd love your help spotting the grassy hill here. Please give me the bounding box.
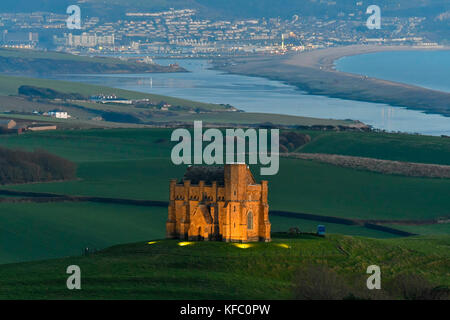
[0,203,167,264]
[0,128,448,264]
[0,201,403,265]
[0,234,448,299]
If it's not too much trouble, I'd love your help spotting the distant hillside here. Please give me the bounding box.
[18,85,85,100]
[0,48,186,75]
[0,0,448,19]
[0,146,76,185]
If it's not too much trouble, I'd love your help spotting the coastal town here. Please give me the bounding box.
[0,7,443,56]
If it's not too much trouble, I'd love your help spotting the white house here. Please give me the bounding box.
[48,111,70,119]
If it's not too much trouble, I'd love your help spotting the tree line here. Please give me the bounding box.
[0,146,76,185]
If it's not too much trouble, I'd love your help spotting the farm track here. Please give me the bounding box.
[0,189,168,207]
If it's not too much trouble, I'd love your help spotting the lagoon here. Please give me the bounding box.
[47,58,449,136]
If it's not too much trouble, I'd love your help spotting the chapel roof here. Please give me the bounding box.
[183,166,225,185]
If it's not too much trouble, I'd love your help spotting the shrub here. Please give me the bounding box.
[389,274,450,300]
[18,85,85,100]
[0,146,77,185]
[279,131,311,152]
[293,265,352,300]
[293,264,392,300]
[293,266,449,300]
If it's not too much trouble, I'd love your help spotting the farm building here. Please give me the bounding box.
[47,111,70,119]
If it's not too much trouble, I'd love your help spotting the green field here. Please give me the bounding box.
[0,128,449,266]
[384,223,450,236]
[299,131,450,165]
[270,215,399,239]
[266,158,450,221]
[0,203,167,264]
[0,235,448,299]
[0,112,151,129]
[0,202,402,265]
[1,129,448,220]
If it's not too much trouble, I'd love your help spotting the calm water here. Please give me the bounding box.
[48,58,449,136]
[336,50,450,93]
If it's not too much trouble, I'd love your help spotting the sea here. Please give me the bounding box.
[335,50,450,93]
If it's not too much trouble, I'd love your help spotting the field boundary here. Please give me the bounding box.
[285,152,450,178]
[0,189,168,207]
[0,189,419,237]
[269,210,417,237]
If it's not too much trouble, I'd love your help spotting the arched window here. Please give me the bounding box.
[247,211,254,230]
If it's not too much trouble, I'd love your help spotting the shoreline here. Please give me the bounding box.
[285,44,450,72]
[212,45,450,118]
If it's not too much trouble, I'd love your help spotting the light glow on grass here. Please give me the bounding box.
[178,242,194,247]
[233,243,253,249]
[276,243,290,249]
[147,241,158,245]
